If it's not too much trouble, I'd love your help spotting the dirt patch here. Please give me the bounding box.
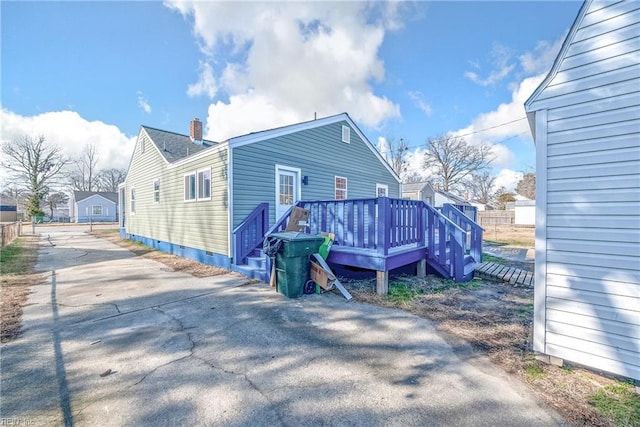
[341,275,635,427]
[1,235,47,343]
[483,224,535,247]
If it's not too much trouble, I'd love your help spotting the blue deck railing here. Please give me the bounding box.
[234,197,482,282]
[232,202,269,265]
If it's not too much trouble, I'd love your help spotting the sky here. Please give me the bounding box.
[1,1,584,192]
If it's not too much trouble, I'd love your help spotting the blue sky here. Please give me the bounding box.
[1,1,583,191]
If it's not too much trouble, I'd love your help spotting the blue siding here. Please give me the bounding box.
[75,196,117,223]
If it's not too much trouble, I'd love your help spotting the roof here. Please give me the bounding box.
[439,190,471,206]
[401,182,432,193]
[73,191,118,204]
[142,126,217,163]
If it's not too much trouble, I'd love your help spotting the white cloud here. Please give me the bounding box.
[407,91,432,116]
[0,109,136,187]
[519,36,565,76]
[166,1,403,141]
[465,42,516,87]
[494,168,523,193]
[187,61,218,99]
[137,91,152,114]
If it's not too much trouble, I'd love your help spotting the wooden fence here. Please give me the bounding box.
[1,222,22,248]
[477,210,514,227]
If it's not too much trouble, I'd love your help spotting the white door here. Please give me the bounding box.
[276,167,299,220]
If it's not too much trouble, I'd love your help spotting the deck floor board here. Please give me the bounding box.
[475,262,534,287]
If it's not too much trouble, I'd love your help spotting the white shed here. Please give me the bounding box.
[525,0,639,380]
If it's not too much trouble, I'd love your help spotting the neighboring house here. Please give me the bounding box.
[71,191,118,223]
[402,182,476,221]
[120,113,401,271]
[525,0,639,380]
[0,205,18,222]
[514,200,535,226]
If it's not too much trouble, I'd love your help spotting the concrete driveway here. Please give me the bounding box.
[1,229,565,426]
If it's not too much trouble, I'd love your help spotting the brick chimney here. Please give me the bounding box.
[190,118,203,142]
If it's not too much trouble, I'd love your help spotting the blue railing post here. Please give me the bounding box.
[377,197,389,255]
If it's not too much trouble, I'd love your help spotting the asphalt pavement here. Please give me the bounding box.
[1,227,565,426]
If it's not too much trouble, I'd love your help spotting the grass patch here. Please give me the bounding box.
[388,283,423,304]
[0,237,35,275]
[482,253,508,264]
[524,362,546,380]
[588,381,640,427]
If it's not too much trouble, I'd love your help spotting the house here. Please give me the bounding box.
[71,191,118,223]
[524,0,639,380]
[402,182,477,221]
[120,113,401,275]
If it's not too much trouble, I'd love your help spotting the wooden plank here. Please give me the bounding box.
[502,267,516,282]
[376,270,389,295]
[497,266,512,280]
[483,262,501,275]
[525,272,534,286]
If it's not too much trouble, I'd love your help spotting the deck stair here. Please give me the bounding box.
[232,197,484,293]
[475,262,534,287]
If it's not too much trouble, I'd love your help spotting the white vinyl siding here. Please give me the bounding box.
[526,0,640,381]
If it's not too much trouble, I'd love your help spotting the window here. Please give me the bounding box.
[197,168,211,200]
[184,173,196,201]
[140,138,145,153]
[335,176,347,200]
[341,125,350,143]
[376,184,388,197]
[153,179,160,203]
[92,205,103,215]
[130,188,136,214]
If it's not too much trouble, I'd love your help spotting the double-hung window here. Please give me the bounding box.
[130,188,136,214]
[335,176,347,200]
[197,168,211,200]
[92,205,103,215]
[184,173,196,201]
[153,179,160,203]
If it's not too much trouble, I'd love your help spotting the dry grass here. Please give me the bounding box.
[1,235,47,342]
[342,275,638,427]
[483,224,535,247]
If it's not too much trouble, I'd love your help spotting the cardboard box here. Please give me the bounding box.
[310,261,333,290]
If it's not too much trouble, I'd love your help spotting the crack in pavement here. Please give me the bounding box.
[49,301,121,314]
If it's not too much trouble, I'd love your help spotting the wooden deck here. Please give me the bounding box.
[475,262,534,287]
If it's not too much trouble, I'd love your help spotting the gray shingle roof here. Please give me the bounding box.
[74,191,118,204]
[143,126,217,163]
[402,182,431,192]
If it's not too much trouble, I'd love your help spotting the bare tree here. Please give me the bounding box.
[380,137,409,177]
[466,172,497,205]
[97,168,126,192]
[494,187,516,210]
[1,135,68,217]
[68,144,100,191]
[516,172,535,199]
[423,135,494,192]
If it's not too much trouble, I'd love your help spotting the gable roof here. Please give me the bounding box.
[402,182,432,193]
[142,126,217,163]
[439,190,472,206]
[524,0,590,132]
[74,191,118,204]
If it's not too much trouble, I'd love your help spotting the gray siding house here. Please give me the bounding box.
[525,0,639,380]
[71,191,118,223]
[120,113,400,271]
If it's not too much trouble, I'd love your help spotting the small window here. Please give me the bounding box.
[140,139,145,153]
[184,173,196,201]
[153,179,160,203]
[92,205,103,215]
[341,125,350,143]
[197,168,211,200]
[376,184,388,197]
[335,176,347,200]
[130,188,136,214]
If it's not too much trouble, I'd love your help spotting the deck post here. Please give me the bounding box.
[417,259,426,278]
[376,270,389,295]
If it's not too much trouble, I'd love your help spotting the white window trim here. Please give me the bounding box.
[335,176,348,200]
[275,164,302,213]
[92,205,103,216]
[130,187,136,215]
[376,183,389,197]
[197,168,212,201]
[184,172,197,202]
[153,179,160,204]
[341,125,350,143]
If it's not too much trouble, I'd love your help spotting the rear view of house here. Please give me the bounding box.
[525,0,639,380]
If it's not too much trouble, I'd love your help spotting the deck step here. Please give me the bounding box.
[247,255,267,269]
[474,262,534,287]
[232,264,269,282]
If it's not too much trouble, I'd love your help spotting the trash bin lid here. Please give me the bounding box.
[268,231,324,242]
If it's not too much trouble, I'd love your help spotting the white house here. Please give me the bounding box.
[525,0,639,380]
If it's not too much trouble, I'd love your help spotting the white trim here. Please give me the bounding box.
[197,167,212,201]
[533,109,548,354]
[227,147,234,258]
[75,193,117,205]
[376,183,389,197]
[168,142,228,169]
[183,172,197,202]
[153,178,160,204]
[275,164,302,219]
[335,176,348,200]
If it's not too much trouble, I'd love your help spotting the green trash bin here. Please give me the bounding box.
[270,232,324,298]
